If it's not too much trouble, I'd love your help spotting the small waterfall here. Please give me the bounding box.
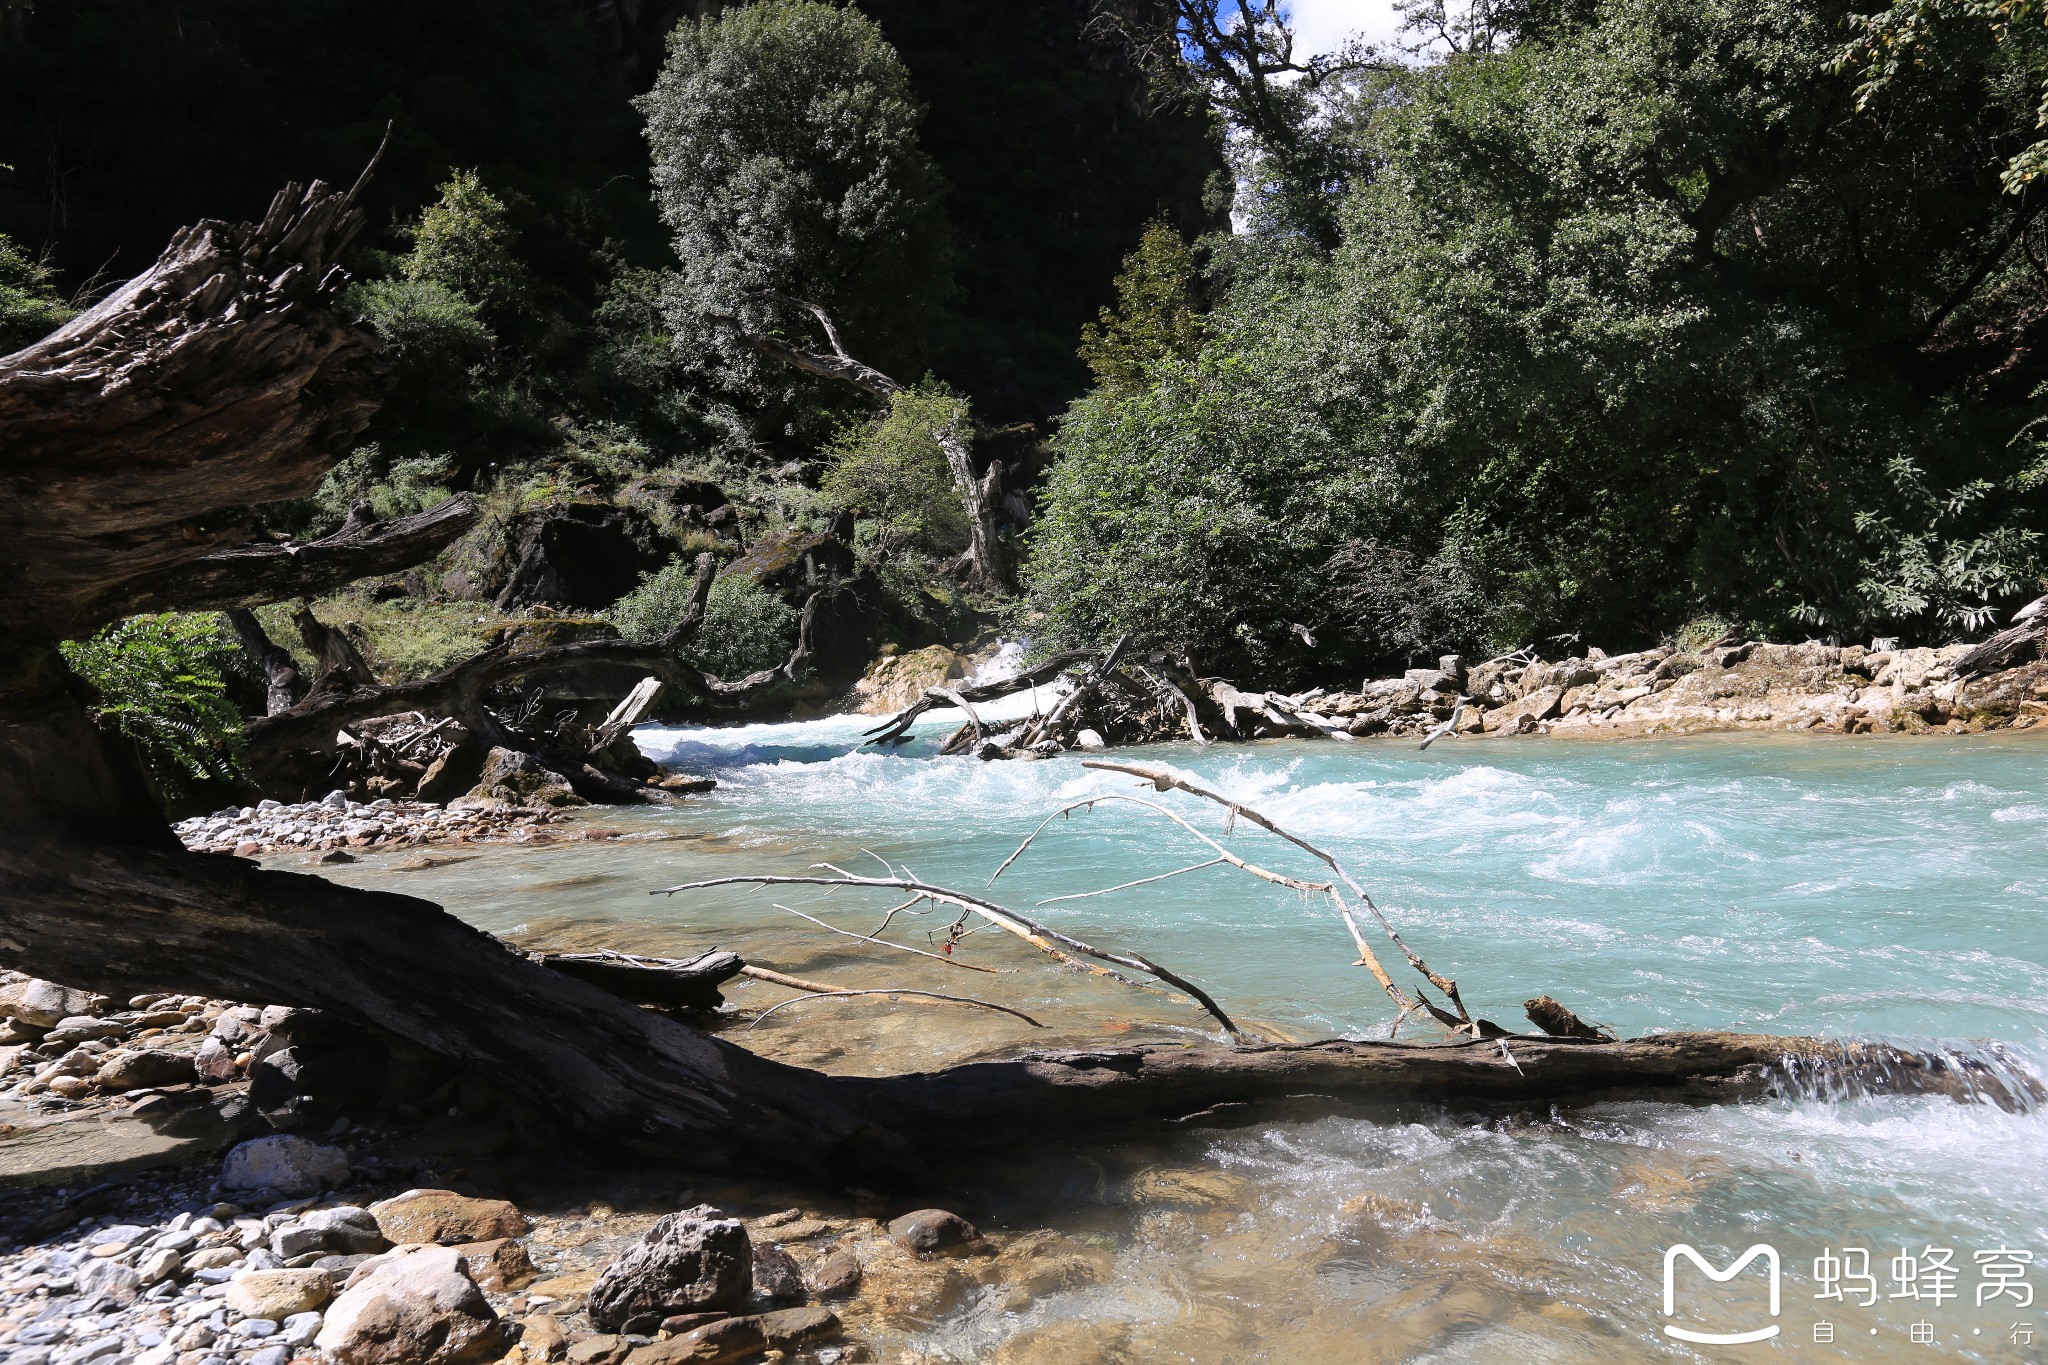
[1772,1037,2047,1112]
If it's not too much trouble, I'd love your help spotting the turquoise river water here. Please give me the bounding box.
[318,701,2048,1363]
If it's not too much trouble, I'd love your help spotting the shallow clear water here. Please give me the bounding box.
[319,714,2048,1360]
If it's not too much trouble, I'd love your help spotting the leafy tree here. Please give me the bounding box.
[1077,224,1208,393]
[610,565,801,679]
[638,0,950,447]
[61,614,249,810]
[1843,0,2048,194]
[0,230,72,353]
[1031,0,2048,680]
[404,170,527,320]
[821,384,971,559]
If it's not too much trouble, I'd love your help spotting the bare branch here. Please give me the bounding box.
[1036,858,1228,906]
[768,902,1001,973]
[1082,760,1476,1028]
[660,869,1247,1040]
[746,989,1042,1031]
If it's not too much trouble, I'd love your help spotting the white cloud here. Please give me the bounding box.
[1285,0,1408,58]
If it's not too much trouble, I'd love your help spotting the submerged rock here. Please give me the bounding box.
[887,1208,979,1256]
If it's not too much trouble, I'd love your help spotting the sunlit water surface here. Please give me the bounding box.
[315,707,2048,1362]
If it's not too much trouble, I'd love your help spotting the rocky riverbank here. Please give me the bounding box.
[0,1124,1108,1365]
[171,796,566,860]
[0,966,1111,1365]
[1318,641,2048,741]
[845,637,2048,757]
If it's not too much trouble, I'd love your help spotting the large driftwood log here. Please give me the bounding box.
[0,176,387,643]
[534,948,745,1011]
[1955,595,2048,675]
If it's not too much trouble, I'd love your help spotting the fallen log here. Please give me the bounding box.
[846,1032,2041,1144]
[120,494,478,617]
[1955,595,2048,676]
[532,948,745,1011]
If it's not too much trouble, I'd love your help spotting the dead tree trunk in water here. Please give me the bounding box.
[0,182,2010,1189]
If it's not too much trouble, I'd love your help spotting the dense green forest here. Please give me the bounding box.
[1032,0,2048,680]
[8,0,2048,759]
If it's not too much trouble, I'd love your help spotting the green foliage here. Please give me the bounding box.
[821,385,970,558]
[1077,224,1207,394]
[346,277,491,367]
[314,447,457,530]
[0,230,72,353]
[610,565,801,678]
[639,0,950,444]
[252,595,517,683]
[1030,0,2048,679]
[404,170,527,318]
[1842,0,2048,194]
[61,614,248,807]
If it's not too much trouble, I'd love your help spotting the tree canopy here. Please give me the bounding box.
[1030,0,2048,680]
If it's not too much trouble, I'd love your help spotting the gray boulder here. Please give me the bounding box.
[586,1205,751,1334]
[220,1134,350,1198]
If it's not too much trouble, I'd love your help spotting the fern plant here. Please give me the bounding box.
[61,613,251,808]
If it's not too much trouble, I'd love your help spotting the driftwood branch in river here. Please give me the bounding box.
[532,948,746,1010]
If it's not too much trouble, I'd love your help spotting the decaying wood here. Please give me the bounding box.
[294,602,376,693]
[848,1032,2040,1145]
[862,650,1094,745]
[120,494,478,617]
[532,948,745,1011]
[1955,594,2048,675]
[241,553,821,802]
[1524,994,1614,1041]
[0,173,388,643]
[1014,635,1131,750]
[226,608,306,716]
[590,676,665,755]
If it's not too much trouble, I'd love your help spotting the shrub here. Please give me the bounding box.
[611,564,801,678]
[61,614,249,809]
[821,385,971,559]
[313,446,457,530]
[0,231,73,353]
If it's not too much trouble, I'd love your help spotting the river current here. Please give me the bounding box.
[318,692,2048,1362]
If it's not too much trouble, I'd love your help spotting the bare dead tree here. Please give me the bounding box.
[707,290,1009,588]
